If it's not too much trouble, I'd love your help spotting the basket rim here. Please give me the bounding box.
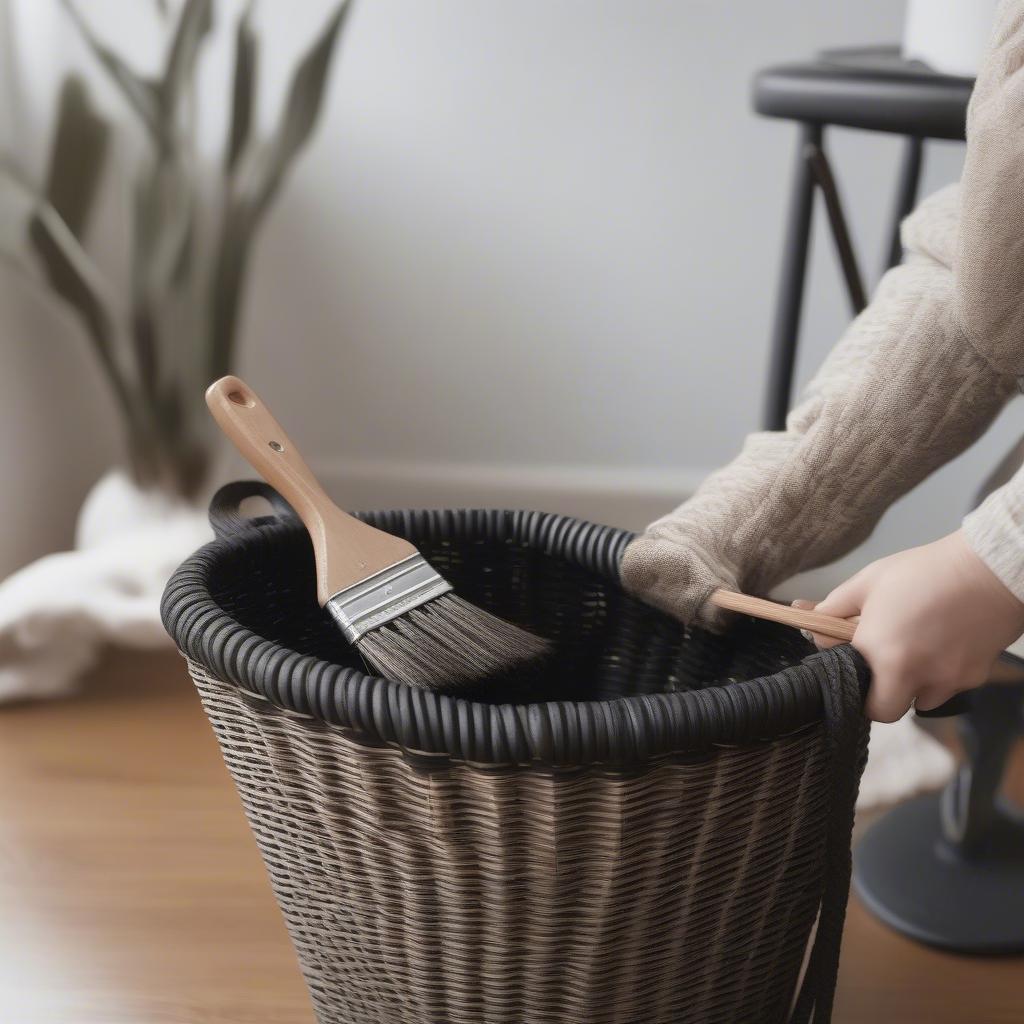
[161,489,868,768]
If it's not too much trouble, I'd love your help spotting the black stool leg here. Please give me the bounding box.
[853,682,1024,953]
[884,135,924,272]
[805,143,867,315]
[941,684,1022,855]
[763,122,821,431]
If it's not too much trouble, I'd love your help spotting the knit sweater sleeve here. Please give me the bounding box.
[963,467,1024,603]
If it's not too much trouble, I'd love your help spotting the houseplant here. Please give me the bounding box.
[0,0,352,699]
[2,0,351,499]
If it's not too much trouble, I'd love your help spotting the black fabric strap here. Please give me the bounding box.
[790,647,870,1023]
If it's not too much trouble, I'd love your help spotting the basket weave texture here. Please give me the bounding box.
[162,482,869,1024]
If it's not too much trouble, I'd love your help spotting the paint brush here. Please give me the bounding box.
[206,375,549,690]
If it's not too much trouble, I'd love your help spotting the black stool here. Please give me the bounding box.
[756,45,1024,954]
[754,45,972,430]
[854,679,1024,953]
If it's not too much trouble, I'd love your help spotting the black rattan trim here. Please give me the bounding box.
[161,488,868,768]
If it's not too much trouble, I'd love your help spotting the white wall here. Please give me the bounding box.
[3,1,1018,597]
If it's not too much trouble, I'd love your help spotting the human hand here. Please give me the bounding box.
[796,529,1024,722]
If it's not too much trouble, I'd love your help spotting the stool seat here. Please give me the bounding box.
[754,45,972,140]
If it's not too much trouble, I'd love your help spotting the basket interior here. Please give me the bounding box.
[207,517,815,705]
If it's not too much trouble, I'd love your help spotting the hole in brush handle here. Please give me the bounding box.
[227,388,254,407]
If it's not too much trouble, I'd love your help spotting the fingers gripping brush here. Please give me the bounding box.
[206,376,550,691]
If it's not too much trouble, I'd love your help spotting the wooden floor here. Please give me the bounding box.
[0,649,1021,1023]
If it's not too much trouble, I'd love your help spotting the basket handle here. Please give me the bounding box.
[208,480,299,540]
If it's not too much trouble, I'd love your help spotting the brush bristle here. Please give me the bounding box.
[354,593,549,691]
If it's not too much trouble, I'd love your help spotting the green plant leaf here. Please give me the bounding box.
[1,165,115,353]
[251,0,351,214]
[159,0,213,125]
[0,163,138,428]
[170,203,195,286]
[125,0,209,400]
[0,164,33,242]
[61,0,163,147]
[0,182,42,288]
[225,1,258,174]
[206,194,254,380]
[43,74,110,241]
[207,1,352,380]
[30,206,119,375]
[131,156,195,400]
[134,157,194,296]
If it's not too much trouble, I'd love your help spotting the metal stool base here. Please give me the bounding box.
[853,792,1024,954]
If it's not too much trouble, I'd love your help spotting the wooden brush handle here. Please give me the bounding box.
[710,589,857,642]
[206,376,417,605]
[711,589,1024,685]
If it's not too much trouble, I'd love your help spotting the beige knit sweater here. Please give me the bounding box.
[622,0,1024,628]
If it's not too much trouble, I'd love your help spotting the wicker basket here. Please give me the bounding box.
[162,481,869,1024]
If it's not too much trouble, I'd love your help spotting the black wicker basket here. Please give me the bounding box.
[162,480,869,1024]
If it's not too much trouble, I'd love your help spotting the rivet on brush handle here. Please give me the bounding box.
[710,589,857,643]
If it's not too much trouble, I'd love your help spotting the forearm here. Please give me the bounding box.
[623,255,1018,626]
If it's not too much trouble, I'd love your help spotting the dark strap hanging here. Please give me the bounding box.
[790,647,870,1023]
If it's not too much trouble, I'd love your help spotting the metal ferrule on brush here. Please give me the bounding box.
[324,554,453,643]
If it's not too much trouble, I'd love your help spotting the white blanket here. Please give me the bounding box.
[0,472,210,700]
